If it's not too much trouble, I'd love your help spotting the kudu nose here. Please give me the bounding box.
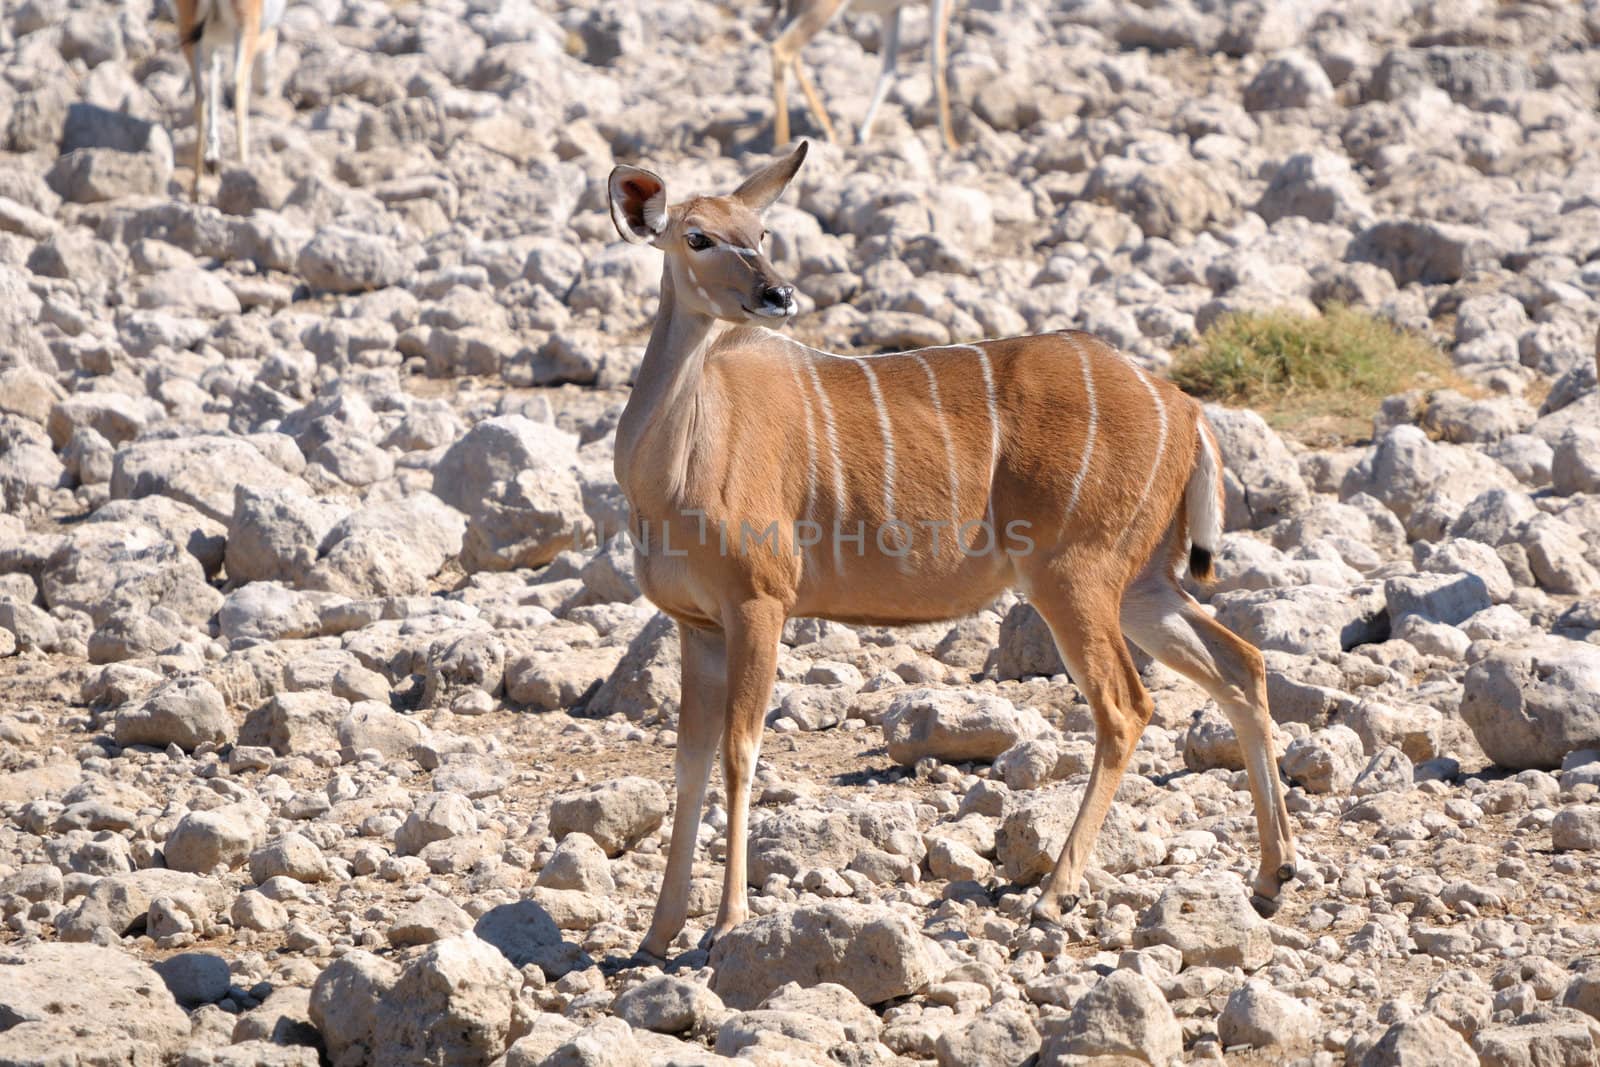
[762,284,795,311]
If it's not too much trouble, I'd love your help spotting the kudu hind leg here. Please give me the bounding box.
[187,42,207,199]
[204,45,225,170]
[252,26,278,95]
[770,0,847,144]
[640,625,727,958]
[930,0,957,149]
[791,57,838,143]
[771,44,793,146]
[856,7,900,143]
[233,20,261,166]
[1120,573,1298,913]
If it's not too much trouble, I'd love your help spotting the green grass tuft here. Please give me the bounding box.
[1170,306,1459,444]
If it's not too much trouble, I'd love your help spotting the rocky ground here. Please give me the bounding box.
[3,0,1600,1064]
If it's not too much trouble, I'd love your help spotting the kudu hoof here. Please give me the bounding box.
[697,926,733,952]
[1249,892,1282,918]
[633,940,670,965]
[1249,862,1298,917]
[1031,892,1080,927]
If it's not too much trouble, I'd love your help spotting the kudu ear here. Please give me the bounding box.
[609,165,670,244]
[731,141,808,212]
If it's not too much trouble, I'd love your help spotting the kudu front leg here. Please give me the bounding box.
[175,0,205,200]
[639,625,727,959]
[187,44,207,200]
[1027,586,1153,924]
[707,599,785,944]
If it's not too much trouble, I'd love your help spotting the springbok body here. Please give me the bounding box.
[771,0,957,149]
[173,0,285,200]
[609,145,1297,959]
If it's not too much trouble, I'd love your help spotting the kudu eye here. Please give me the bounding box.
[686,233,713,251]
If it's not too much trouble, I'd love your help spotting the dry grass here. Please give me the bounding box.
[1170,305,1460,445]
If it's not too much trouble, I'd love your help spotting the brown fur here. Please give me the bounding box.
[610,146,1298,958]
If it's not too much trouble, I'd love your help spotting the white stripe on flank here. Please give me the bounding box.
[788,359,819,550]
[804,359,848,573]
[844,355,897,521]
[1063,336,1098,521]
[913,353,962,552]
[1127,358,1169,526]
[958,344,1002,528]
